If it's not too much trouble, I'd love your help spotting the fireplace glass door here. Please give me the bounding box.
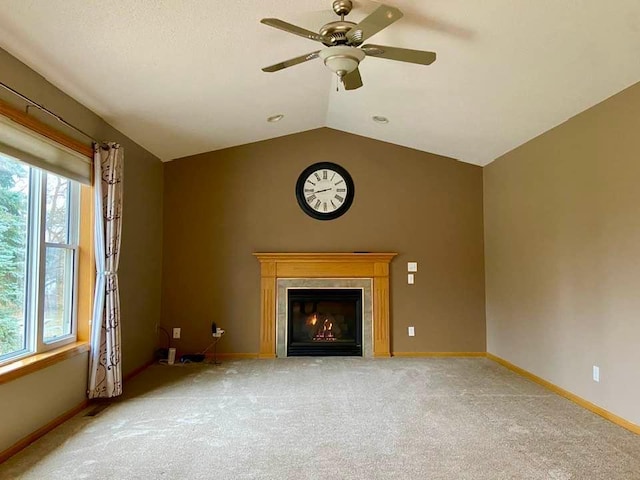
[287,289,362,356]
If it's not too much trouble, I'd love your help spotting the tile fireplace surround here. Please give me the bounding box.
[253,253,397,358]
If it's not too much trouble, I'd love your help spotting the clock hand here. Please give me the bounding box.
[314,187,333,194]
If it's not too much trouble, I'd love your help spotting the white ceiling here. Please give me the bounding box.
[1,1,640,165]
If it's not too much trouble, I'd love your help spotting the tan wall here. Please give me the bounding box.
[0,47,163,450]
[162,128,485,355]
[484,81,640,425]
[0,354,88,452]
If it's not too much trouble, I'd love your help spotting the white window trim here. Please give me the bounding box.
[0,162,80,365]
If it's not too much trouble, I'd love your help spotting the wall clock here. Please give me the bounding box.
[295,162,355,220]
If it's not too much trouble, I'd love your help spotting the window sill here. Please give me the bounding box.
[0,342,90,386]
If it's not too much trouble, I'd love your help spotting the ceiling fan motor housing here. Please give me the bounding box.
[319,21,358,46]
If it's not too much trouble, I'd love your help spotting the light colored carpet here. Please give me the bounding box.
[1,358,639,479]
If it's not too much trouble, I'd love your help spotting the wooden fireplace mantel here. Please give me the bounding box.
[253,252,397,358]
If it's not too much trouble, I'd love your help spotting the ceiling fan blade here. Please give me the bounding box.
[262,51,320,73]
[346,4,403,45]
[361,44,436,65]
[343,68,363,90]
[261,18,333,44]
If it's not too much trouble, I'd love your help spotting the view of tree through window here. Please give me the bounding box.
[44,173,74,341]
[0,153,79,361]
[0,154,29,357]
[45,174,69,244]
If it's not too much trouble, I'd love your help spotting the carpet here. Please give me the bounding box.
[1,357,639,479]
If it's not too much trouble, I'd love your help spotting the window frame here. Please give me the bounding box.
[0,160,81,365]
[39,169,81,351]
[0,99,93,383]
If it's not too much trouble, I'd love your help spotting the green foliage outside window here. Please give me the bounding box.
[0,155,28,356]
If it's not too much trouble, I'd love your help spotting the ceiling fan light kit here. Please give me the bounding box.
[319,46,365,77]
[260,0,436,90]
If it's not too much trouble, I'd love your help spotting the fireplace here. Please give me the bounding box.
[254,253,396,358]
[287,289,362,356]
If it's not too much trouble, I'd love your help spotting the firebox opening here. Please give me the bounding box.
[287,289,363,356]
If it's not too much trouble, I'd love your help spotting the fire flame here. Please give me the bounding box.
[314,318,335,341]
[305,313,338,341]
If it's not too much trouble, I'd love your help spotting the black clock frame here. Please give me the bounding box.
[295,161,355,220]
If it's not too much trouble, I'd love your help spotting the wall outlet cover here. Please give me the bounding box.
[593,365,600,382]
[408,273,415,284]
[408,326,415,336]
[173,327,181,339]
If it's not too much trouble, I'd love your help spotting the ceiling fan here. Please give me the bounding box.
[260,0,437,90]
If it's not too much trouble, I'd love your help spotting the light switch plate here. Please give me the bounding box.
[408,326,415,337]
[408,273,415,284]
[593,365,600,382]
[408,262,418,272]
[173,327,181,339]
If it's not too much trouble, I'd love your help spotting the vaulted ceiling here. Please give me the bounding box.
[1,1,640,165]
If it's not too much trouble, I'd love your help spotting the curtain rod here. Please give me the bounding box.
[0,80,102,145]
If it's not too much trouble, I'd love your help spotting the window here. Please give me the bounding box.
[0,152,80,364]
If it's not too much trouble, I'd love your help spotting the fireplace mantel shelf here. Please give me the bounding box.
[254,252,397,261]
[254,252,397,358]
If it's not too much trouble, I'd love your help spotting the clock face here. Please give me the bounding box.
[295,162,354,220]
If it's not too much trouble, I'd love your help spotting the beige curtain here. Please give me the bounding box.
[88,143,123,398]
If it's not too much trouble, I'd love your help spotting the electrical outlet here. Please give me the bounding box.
[593,365,600,383]
[173,327,181,339]
[408,326,415,337]
[408,273,415,285]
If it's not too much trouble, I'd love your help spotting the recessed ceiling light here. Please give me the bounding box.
[267,114,284,123]
[372,115,389,124]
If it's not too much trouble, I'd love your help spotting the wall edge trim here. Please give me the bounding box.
[487,353,640,435]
